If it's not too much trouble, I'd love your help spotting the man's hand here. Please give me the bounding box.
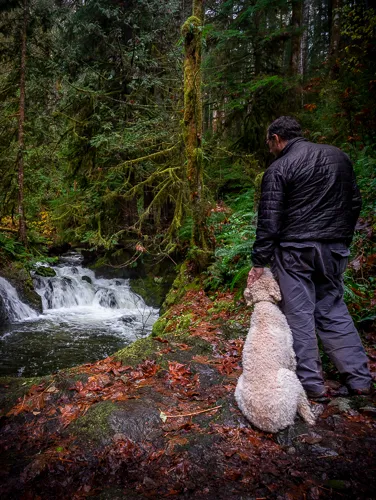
[247,267,264,288]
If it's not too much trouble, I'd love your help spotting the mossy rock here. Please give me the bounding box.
[114,336,159,367]
[114,323,213,368]
[151,316,168,337]
[130,275,169,308]
[69,401,118,445]
[0,263,42,312]
[0,375,51,416]
[34,266,56,278]
[81,275,92,284]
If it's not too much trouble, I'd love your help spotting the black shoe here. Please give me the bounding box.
[348,387,372,396]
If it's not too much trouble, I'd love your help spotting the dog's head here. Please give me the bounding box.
[244,268,281,306]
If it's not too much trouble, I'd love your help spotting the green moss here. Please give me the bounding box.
[34,266,56,278]
[181,15,201,37]
[70,401,117,445]
[208,300,237,315]
[253,172,264,211]
[0,375,52,416]
[130,276,168,308]
[0,262,42,311]
[161,262,200,312]
[114,335,158,366]
[165,312,193,334]
[151,316,168,337]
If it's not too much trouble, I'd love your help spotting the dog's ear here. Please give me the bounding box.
[267,276,282,303]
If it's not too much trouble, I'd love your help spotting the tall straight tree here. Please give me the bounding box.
[17,0,27,245]
[182,0,211,265]
[329,0,342,79]
[0,0,29,245]
[290,0,303,76]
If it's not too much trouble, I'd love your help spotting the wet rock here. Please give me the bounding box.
[276,421,311,448]
[0,264,42,313]
[0,296,8,324]
[34,266,56,278]
[298,432,323,445]
[120,315,137,324]
[311,403,325,418]
[108,399,162,442]
[191,362,223,390]
[81,276,92,284]
[310,445,338,457]
[359,406,376,417]
[328,397,352,413]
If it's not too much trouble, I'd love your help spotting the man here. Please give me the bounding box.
[248,116,372,399]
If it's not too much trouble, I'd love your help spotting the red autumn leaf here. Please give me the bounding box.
[153,336,169,343]
[69,380,84,392]
[175,343,191,350]
[85,374,111,391]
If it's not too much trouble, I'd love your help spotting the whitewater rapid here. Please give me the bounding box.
[0,252,159,377]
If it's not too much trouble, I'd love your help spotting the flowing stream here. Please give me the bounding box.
[0,253,158,377]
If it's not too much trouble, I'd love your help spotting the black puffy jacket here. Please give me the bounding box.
[251,137,362,267]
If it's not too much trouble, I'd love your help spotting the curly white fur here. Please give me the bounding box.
[235,269,315,433]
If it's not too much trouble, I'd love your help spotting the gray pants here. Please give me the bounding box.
[272,241,371,394]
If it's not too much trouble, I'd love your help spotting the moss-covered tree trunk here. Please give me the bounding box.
[182,0,211,269]
[17,0,28,246]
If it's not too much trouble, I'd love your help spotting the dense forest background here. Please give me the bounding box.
[0,0,375,320]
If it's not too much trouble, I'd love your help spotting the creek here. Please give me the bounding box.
[0,252,158,377]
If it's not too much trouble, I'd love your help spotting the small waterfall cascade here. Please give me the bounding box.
[33,254,153,319]
[0,252,159,377]
[0,277,38,322]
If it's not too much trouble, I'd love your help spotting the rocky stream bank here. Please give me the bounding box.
[1,275,375,499]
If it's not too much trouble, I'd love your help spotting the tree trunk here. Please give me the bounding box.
[17,0,27,246]
[329,0,342,79]
[300,0,310,78]
[290,0,303,76]
[182,0,211,267]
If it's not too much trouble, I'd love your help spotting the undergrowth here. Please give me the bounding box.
[204,189,256,292]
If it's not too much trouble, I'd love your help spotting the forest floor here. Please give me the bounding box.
[0,288,375,499]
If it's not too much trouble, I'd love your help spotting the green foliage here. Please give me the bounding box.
[204,190,256,290]
[352,150,376,219]
[0,233,29,259]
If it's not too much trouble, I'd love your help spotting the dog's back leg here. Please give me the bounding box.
[297,390,316,425]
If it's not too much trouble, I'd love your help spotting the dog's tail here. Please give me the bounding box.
[297,391,316,426]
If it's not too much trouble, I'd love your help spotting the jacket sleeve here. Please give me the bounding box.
[251,166,286,267]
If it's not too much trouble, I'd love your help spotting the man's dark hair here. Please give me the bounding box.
[267,116,303,141]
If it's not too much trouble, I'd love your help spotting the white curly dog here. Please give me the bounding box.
[235,268,315,433]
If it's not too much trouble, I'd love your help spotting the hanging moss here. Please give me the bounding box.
[253,172,264,211]
[181,16,201,38]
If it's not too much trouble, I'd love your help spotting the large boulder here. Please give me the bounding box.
[0,262,42,314]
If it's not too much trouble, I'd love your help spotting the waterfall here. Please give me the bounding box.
[0,277,38,322]
[33,258,152,317]
[0,252,159,377]
[29,252,159,336]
